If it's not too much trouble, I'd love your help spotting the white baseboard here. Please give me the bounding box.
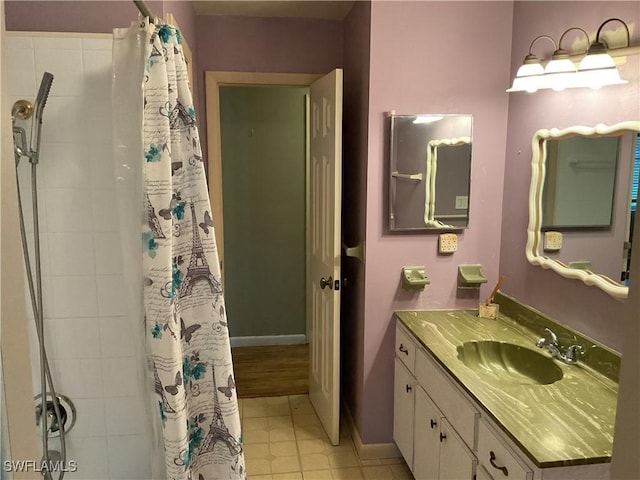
[230,334,307,348]
[342,401,401,460]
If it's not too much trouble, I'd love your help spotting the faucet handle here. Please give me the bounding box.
[543,328,558,344]
[536,328,558,347]
[536,328,558,348]
[563,345,584,364]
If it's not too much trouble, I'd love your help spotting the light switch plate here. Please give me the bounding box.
[439,233,457,254]
[544,231,563,251]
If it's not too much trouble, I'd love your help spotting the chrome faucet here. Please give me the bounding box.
[535,328,584,365]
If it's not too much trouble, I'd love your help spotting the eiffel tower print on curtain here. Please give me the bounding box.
[179,202,222,298]
[146,193,166,239]
[153,361,176,415]
[193,368,242,463]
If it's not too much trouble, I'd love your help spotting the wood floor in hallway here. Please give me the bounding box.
[232,343,309,398]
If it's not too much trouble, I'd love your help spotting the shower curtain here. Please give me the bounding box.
[113,20,245,480]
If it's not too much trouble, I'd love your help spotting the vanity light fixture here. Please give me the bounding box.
[543,27,589,91]
[577,18,629,89]
[508,17,638,93]
[506,35,555,93]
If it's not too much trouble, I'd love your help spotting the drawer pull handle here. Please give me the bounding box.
[430,419,437,429]
[405,384,412,393]
[399,344,409,355]
[489,451,509,476]
[439,432,446,442]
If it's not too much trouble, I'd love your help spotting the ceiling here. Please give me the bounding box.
[192,1,356,20]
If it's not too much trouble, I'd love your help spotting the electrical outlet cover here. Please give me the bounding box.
[544,231,563,251]
[439,233,457,254]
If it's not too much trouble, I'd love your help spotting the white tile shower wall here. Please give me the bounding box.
[7,34,153,480]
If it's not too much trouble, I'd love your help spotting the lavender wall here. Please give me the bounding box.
[340,0,371,435]
[3,0,156,33]
[362,1,514,443]
[195,14,343,161]
[500,1,640,353]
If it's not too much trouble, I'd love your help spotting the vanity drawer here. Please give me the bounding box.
[415,348,478,450]
[395,325,416,373]
[478,420,533,480]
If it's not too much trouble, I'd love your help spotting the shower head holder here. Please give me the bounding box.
[11,99,34,122]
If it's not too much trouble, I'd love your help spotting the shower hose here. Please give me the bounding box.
[12,72,68,480]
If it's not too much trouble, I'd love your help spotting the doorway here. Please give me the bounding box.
[206,71,343,444]
[219,85,309,343]
[206,73,320,399]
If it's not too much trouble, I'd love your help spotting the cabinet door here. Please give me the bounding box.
[413,387,442,480]
[394,358,415,468]
[439,419,476,480]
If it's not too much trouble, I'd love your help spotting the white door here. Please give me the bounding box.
[308,68,342,445]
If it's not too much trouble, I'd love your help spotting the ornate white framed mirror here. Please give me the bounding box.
[526,121,640,299]
[424,137,471,228]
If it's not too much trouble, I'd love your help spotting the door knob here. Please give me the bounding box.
[320,276,333,289]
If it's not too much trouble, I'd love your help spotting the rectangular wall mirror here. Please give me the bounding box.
[389,114,473,231]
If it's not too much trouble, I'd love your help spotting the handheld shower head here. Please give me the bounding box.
[34,72,54,124]
[29,72,54,164]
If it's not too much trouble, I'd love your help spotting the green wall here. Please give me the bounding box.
[220,86,308,339]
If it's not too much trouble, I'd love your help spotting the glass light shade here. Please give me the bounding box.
[579,52,615,70]
[578,53,628,89]
[506,62,544,92]
[543,58,577,91]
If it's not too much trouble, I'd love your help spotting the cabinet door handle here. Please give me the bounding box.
[439,432,446,442]
[399,344,409,355]
[430,419,437,429]
[405,384,412,393]
[489,451,509,476]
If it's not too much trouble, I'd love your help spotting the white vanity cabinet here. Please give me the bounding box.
[476,465,496,480]
[475,418,609,480]
[394,319,612,480]
[414,387,476,480]
[393,324,477,480]
[477,419,533,480]
[393,358,415,467]
[393,326,418,467]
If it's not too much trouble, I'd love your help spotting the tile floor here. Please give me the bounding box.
[239,395,413,480]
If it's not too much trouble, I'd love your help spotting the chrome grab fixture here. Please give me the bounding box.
[535,328,584,364]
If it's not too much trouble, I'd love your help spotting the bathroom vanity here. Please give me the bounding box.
[393,304,618,480]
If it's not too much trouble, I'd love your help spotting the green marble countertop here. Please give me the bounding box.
[395,310,618,468]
